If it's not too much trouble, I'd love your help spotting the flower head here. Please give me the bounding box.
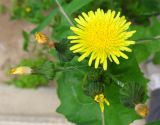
[10,66,32,75]
[94,93,110,112]
[135,104,148,117]
[35,32,49,44]
[68,9,136,70]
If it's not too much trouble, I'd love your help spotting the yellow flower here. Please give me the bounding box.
[25,7,32,13]
[10,66,32,75]
[94,93,110,112]
[135,104,149,117]
[35,32,49,44]
[68,9,136,70]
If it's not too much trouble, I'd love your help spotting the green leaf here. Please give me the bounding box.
[109,52,148,84]
[31,0,93,36]
[22,31,30,51]
[56,53,146,125]
[146,121,160,125]
[56,69,101,124]
[132,17,160,63]
[18,58,46,67]
[153,51,160,64]
[31,8,58,34]
[64,0,93,14]
[12,74,48,88]
[104,84,139,125]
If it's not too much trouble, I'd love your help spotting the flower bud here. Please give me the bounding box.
[135,103,149,117]
[35,32,49,44]
[10,66,32,75]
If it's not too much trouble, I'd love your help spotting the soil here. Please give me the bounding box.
[0,0,35,82]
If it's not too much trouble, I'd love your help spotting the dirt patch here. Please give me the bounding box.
[0,0,35,82]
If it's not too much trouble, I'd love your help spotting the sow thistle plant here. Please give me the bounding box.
[11,0,160,125]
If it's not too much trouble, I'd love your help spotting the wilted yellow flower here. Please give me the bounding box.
[35,32,49,44]
[94,93,110,112]
[68,9,136,70]
[10,66,32,75]
[135,104,149,117]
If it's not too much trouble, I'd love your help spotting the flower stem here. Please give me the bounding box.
[55,0,74,26]
[135,35,160,44]
[101,111,105,125]
[107,72,124,87]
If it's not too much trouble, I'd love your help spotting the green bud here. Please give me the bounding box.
[55,38,74,62]
[83,81,105,98]
[119,82,146,108]
[33,61,56,80]
[83,68,109,97]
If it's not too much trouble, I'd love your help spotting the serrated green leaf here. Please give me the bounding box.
[56,69,101,124]
[109,52,148,84]
[56,53,146,125]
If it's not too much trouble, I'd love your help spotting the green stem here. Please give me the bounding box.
[135,35,160,44]
[55,0,74,26]
[55,65,88,72]
[107,72,124,87]
[102,111,105,125]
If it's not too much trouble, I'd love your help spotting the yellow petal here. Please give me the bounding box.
[95,57,100,69]
[73,47,85,53]
[104,99,110,106]
[120,47,132,52]
[124,40,135,45]
[88,53,95,66]
[99,102,105,112]
[82,12,89,21]
[111,54,120,64]
[78,51,90,62]
[120,52,128,59]
[67,35,79,40]
[70,26,83,35]
[103,59,107,70]
[70,40,82,43]
[70,44,82,50]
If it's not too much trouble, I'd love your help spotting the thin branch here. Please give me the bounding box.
[55,0,74,26]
